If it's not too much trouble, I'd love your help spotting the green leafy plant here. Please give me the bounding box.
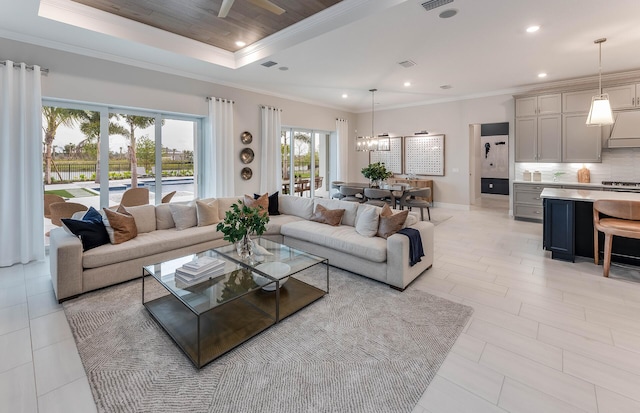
[361,162,393,181]
[216,201,270,244]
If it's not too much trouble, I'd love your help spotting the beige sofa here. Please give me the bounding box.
[49,195,434,302]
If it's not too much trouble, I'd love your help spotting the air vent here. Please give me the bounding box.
[398,60,416,68]
[261,61,277,68]
[421,0,453,12]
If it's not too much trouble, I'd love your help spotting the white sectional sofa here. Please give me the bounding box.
[49,195,434,302]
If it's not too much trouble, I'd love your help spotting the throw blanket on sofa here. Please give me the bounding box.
[397,228,424,266]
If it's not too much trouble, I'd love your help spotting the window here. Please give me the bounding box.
[281,127,332,198]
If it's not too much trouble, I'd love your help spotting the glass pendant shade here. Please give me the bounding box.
[586,94,614,126]
[376,135,391,151]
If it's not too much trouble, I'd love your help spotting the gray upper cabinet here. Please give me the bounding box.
[603,83,640,110]
[562,89,599,113]
[516,94,561,117]
[562,113,602,162]
[515,115,561,162]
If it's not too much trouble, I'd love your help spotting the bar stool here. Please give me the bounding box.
[593,199,640,277]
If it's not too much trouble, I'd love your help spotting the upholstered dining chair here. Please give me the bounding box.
[363,188,393,207]
[49,202,88,227]
[593,199,640,277]
[339,186,364,202]
[44,194,65,219]
[120,187,150,207]
[161,191,176,203]
[331,181,345,199]
[400,188,432,221]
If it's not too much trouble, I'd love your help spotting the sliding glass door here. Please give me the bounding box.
[281,127,331,198]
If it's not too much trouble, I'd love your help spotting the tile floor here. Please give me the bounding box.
[2,198,640,412]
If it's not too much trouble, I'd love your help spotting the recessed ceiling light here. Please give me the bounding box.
[279,66,289,71]
[341,94,348,99]
[404,81,411,87]
[538,72,547,78]
[440,84,452,90]
[235,41,246,47]
[526,25,540,33]
[439,9,458,18]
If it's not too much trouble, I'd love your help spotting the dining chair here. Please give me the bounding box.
[400,188,432,220]
[339,186,364,202]
[120,187,150,207]
[363,188,393,207]
[331,181,345,199]
[593,199,640,277]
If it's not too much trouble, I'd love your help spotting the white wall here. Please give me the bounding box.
[1,37,356,196]
[355,94,514,206]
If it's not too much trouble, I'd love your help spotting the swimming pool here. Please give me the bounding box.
[94,178,194,194]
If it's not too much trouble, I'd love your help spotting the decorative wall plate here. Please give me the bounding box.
[241,131,253,144]
[241,167,252,180]
[240,148,254,164]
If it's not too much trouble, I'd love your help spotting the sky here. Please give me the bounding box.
[47,118,195,153]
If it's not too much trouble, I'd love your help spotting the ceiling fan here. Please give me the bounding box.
[218,0,286,18]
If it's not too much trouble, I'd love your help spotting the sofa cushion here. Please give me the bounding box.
[314,198,358,226]
[170,202,197,230]
[355,204,380,237]
[310,204,345,226]
[82,226,225,269]
[196,198,219,226]
[217,197,243,221]
[264,214,305,235]
[255,192,280,215]
[122,204,156,233]
[103,207,138,244]
[281,220,387,262]
[60,218,110,251]
[155,204,175,230]
[244,193,268,217]
[278,195,314,220]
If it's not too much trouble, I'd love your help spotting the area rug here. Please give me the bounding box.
[63,267,473,413]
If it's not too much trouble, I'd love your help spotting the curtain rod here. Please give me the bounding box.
[336,118,347,121]
[261,105,282,111]
[206,97,234,103]
[0,60,49,74]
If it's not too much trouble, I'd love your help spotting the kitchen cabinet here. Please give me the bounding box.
[543,198,574,261]
[515,94,561,117]
[515,115,562,162]
[562,89,599,113]
[513,183,561,221]
[603,83,640,109]
[562,113,602,162]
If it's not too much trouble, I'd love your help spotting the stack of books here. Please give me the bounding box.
[174,256,225,288]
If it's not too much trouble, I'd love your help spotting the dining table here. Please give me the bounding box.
[335,182,417,207]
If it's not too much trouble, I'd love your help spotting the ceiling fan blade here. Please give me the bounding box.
[218,0,236,18]
[248,0,285,15]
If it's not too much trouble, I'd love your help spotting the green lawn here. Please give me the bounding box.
[45,188,97,198]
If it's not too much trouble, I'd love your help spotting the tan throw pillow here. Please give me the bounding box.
[155,204,175,230]
[380,204,393,217]
[103,208,138,244]
[121,204,156,233]
[169,202,197,230]
[310,204,345,226]
[377,209,408,239]
[244,193,269,216]
[196,198,219,227]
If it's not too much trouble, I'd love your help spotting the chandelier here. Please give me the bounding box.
[356,89,390,151]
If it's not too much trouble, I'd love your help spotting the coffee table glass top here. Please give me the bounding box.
[143,251,276,315]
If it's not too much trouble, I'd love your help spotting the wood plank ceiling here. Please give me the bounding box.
[71,0,342,52]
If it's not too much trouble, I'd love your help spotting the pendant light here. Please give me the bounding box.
[586,38,614,126]
[355,88,390,151]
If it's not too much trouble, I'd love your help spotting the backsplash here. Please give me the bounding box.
[515,148,640,183]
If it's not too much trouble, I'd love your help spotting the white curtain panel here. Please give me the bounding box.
[0,61,44,266]
[200,98,235,198]
[259,105,282,194]
[336,118,349,181]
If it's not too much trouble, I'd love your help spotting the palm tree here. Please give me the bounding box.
[77,112,127,183]
[42,107,85,184]
[122,116,156,188]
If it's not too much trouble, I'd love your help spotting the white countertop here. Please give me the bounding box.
[513,180,606,188]
[540,188,640,202]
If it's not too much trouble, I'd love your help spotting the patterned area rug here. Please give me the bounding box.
[63,267,472,413]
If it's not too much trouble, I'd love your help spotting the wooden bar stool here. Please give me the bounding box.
[593,199,640,277]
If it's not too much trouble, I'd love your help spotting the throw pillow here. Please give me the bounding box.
[254,191,280,215]
[377,209,409,239]
[355,205,380,237]
[310,204,345,226]
[61,218,110,251]
[244,193,268,217]
[196,198,219,227]
[103,208,138,244]
[121,204,156,233]
[81,206,104,223]
[169,202,197,230]
[155,204,175,230]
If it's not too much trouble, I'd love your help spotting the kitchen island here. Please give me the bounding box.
[541,188,640,265]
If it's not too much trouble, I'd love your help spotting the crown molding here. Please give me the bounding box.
[514,69,640,97]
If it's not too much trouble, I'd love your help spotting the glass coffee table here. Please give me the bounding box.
[142,238,328,368]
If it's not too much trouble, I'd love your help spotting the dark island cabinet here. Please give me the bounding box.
[543,198,575,261]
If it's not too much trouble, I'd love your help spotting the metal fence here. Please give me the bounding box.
[45,162,194,182]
